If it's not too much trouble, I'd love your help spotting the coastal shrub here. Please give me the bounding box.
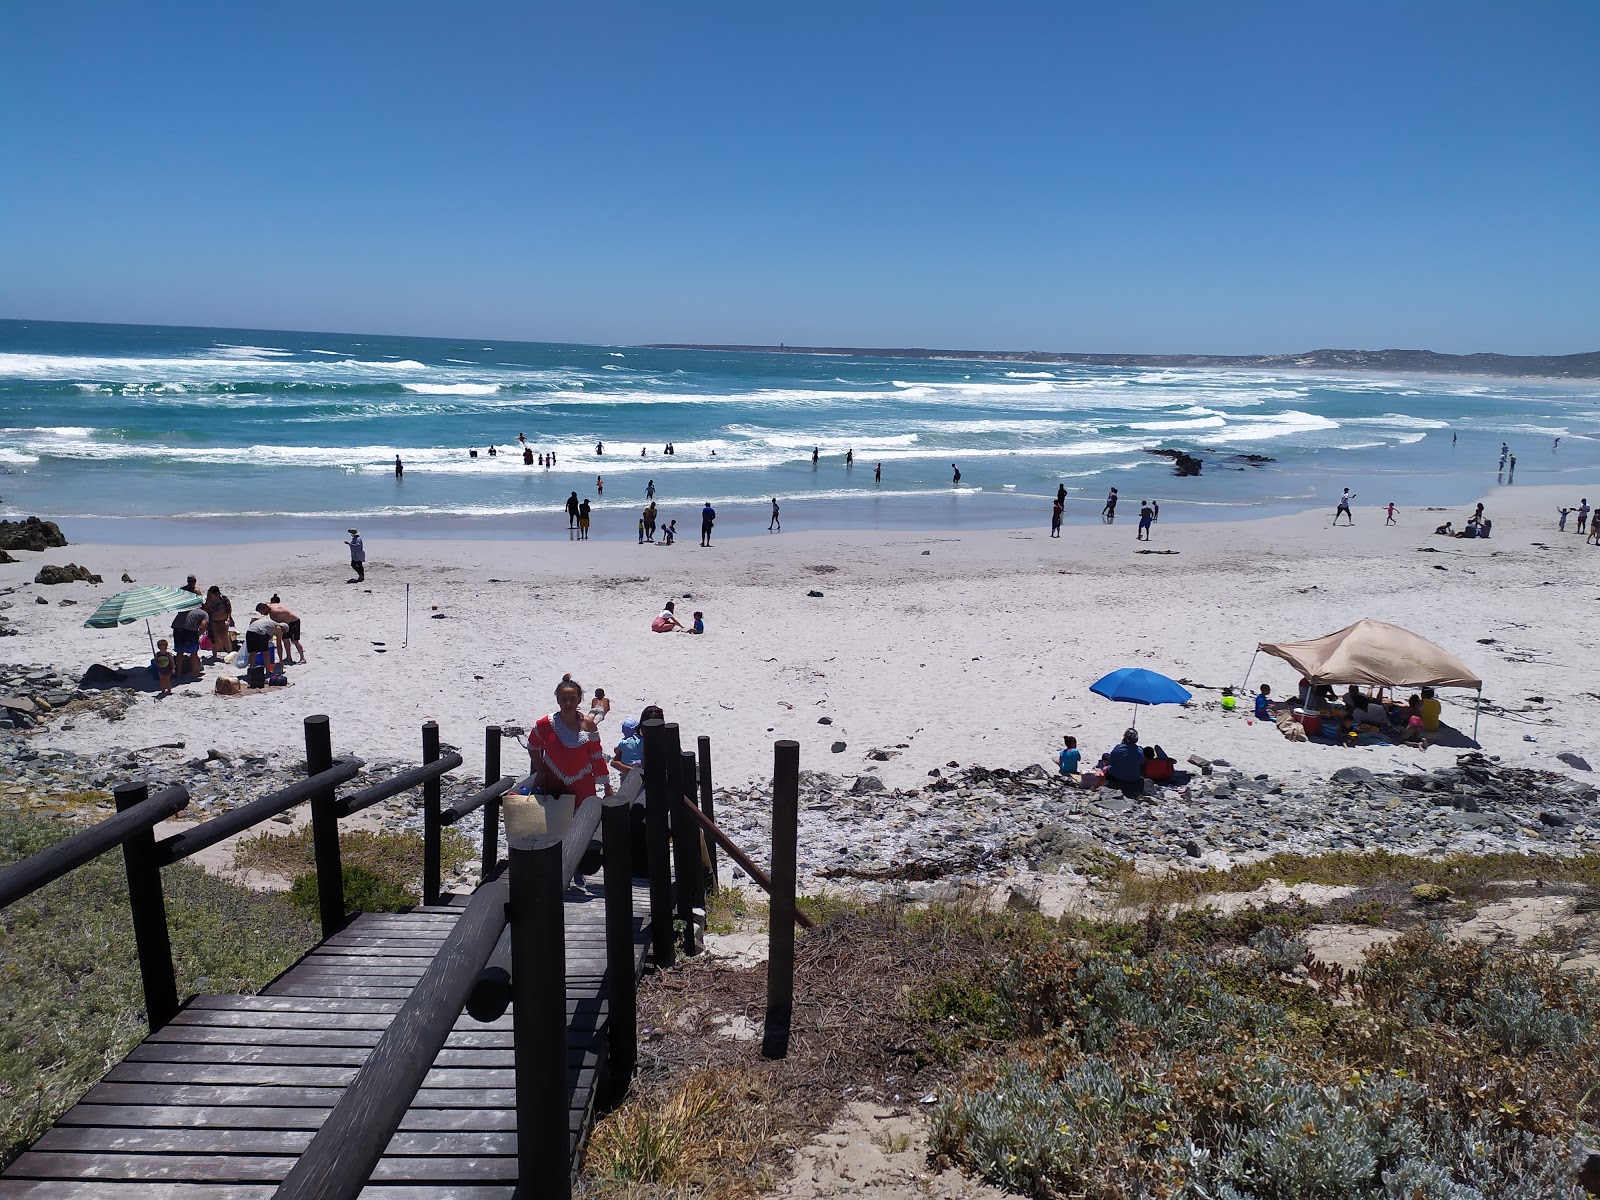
[288,864,413,919]
[930,912,1598,1199]
[0,808,314,1169]
[233,823,472,899]
[1249,925,1310,973]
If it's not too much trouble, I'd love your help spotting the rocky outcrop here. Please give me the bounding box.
[0,550,15,565]
[0,517,68,552]
[34,564,102,585]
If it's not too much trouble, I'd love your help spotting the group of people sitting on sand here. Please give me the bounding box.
[1434,502,1493,539]
[1256,679,1439,748]
[1055,729,1179,798]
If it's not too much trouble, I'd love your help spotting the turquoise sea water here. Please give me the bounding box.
[1,319,1596,543]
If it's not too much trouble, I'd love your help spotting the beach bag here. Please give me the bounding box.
[199,630,211,652]
[268,673,288,687]
[233,648,248,668]
[247,664,266,689]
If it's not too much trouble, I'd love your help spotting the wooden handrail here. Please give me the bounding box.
[675,799,815,930]
[154,758,362,865]
[335,751,463,818]
[271,870,512,1200]
[0,784,189,909]
[439,775,516,826]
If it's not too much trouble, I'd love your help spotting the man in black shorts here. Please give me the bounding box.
[700,502,716,547]
[170,606,207,679]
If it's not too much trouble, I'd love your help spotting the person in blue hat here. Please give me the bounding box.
[611,717,645,804]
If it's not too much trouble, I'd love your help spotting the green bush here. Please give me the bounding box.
[0,809,315,1170]
[288,864,414,919]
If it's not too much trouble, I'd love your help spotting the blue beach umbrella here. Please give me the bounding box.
[84,585,204,653]
[1089,667,1193,728]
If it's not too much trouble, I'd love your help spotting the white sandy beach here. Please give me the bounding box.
[3,481,1597,801]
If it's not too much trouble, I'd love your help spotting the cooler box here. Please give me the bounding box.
[1298,711,1322,736]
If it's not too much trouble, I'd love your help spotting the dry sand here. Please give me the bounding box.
[3,481,1597,799]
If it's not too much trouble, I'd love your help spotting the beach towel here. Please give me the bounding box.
[1276,714,1308,742]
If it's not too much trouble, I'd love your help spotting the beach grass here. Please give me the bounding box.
[582,882,1600,1198]
[0,807,316,1170]
[1113,848,1600,910]
[232,823,474,912]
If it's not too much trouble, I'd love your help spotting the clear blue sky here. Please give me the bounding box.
[2,1,1596,353]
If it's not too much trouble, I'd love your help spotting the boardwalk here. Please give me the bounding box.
[0,881,652,1199]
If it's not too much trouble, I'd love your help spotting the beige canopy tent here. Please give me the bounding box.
[1245,618,1484,738]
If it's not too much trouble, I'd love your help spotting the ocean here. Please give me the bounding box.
[1,319,1596,543]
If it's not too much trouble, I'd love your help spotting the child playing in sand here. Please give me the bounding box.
[1558,507,1571,531]
[154,639,175,696]
[690,611,704,634]
[1254,684,1273,720]
[1385,502,1396,525]
[663,520,676,546]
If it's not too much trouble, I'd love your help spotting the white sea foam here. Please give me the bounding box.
[1127,416,1228,432]
[1202,411,1341,444]
[1004,371,1056,379]
[402,382,501,396]
[0,448,39,464]
[210,345,294,359]
[1344,413,1450,430]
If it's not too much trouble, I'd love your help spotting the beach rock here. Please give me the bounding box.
[1558,752,1593,772]
[0,517,68,552]
[35,563,101,586]
[830,741,846,754]
[1330,766,1378,788]
[34,596,47,605]
[121,572,134,583]
[817,716,833,725]
[0,551,15,565]
[850,775,886,794]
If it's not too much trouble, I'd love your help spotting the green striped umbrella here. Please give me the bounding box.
[84,586,205,652]
[84,586,203,628]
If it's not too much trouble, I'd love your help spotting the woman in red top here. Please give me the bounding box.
[529,677,612,808]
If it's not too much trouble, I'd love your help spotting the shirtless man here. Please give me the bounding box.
[265,595,306,664]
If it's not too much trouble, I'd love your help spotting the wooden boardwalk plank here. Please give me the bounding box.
[3,885,651,1193]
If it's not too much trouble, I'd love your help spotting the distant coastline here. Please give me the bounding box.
[645,343,1600,379]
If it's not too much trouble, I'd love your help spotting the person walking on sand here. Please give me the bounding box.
[577,498,592,539]
[1577,499,1590,535]
[769,497,781,532]
[1137,500,1154,541]
[951,463,961,484]
[566,491,581,530]
[1333,488,1356,526]
[1101,488,1118,522]
[345,529,366,582]
[643,501,657,542]
[1050,498,1063,537]
[700,501,716,547]
[1386,502,1397,526]
[394,455,403,478]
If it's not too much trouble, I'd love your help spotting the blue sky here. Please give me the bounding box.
[2,1,1596,353]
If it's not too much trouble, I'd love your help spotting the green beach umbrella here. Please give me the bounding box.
[84,585,204,653]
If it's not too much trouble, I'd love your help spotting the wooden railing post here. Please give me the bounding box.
[601,794,636,1101]
[509,832,569,1200]
[482,724,502,877]
[676,747,703,956]
[641,719,675,970]
[763,740,800,1060]
[114,782,179,1031]
[422,721,442,905]
[697,735,717,891]
[304,715,345,940]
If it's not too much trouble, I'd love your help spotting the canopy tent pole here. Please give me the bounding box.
[1472,685,1482,743]
[1240,649,1260,697]
[145,619,155,655]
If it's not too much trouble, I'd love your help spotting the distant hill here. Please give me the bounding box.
[645,344,1600,379]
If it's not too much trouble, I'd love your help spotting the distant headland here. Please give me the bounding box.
[645,343,1600,379]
